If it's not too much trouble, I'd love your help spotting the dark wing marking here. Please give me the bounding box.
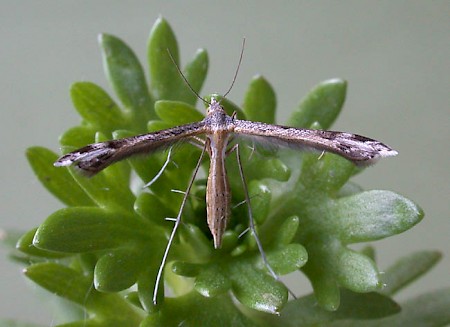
[233,120,397,166]
[54,121,207,175]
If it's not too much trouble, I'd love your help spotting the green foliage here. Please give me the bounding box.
[7,16,449,327]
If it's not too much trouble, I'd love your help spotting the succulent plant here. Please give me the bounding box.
[5,16,450,327]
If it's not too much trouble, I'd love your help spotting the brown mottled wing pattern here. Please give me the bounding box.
[233,120,397,166]
[54,121,207,175]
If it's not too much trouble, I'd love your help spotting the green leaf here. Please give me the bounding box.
[140,292,260,327]
[266,243,308,275]
[148,17,184,101]
[24,263,142,325]
[70,82,129,134]
[380,250,442,296]
[248,180,272,225]
[244,155,291,183]
[99,33,154,130]
[26,146,94,206]
[195,265,231,297]
[33,207,156,253]
[337,290,400,320]
[335,248,381,292]
[177,224,213,260]
[137,266,161,313]
[154,100,204,125]
[228,259,288,314]
[24,262,93,305]
[278,290,400,326]
[66,165,135,212]
[147,120,173,132]
[272,216,300,245]
[94,249,143,292]
[16,228,68,258]
[299,150,356,194]
[142,291,261,327]
[171,261,202,277]
[134,192,173,225]
[243,75,276,123]
[333,190,424,243]
[372,288,450,327]
[287,78,347,129]
[182,49,209,105]
[59,125,96,150]
[303,262,341,311]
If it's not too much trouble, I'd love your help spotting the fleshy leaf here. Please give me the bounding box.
[333,190,424,243]
[195,265,231,297]
[303,262,341,311]
[171,261,202,278]
[243,75,276,123]
[154,100,204,125]
[335,248,380,292]
[24,262,92,305]
[59,125,96,150]
[177,224,213,260]
[298,150,356,194]
[24,263,142,325]
[287,79,347,129]
[244,156,291,183]
[265,243,308,275]
[137,266,162,313]
[33,207,159,253]
[99,33,154,130]
[147,120,173,132]
[70,82,129,134]
[278,290,400,326]
[182,49,209,105]
[66,165,135,212]
[134,192,174,225]
[272,216,300,246]
[369,288,450,327]
[248,180,272,225]
[26,146,94,206]
[148,17,184,101]
[94,249,143,292]
[380,250,442,296]
[228,259,288,314]
[16,228,67,258]
[141,291,260,327]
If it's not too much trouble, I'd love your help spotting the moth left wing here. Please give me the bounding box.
[54,121,207,175]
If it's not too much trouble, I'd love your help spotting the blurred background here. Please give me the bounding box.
[1,1,448,324]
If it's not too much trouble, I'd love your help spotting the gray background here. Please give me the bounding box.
[1,1,449,324]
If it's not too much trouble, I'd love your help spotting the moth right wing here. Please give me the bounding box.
[233,120,397,166]
[54,121,207,175]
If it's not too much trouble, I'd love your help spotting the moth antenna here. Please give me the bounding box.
[167,49,209,106]
[223,38,245,98]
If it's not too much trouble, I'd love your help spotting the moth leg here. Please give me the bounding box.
[228,144,297,299]
[142,147,174,188]
[188,136,206,149]
[152,142,208,304]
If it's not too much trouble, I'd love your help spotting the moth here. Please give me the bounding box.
[55,97,397,247]
[54,48,397,303]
